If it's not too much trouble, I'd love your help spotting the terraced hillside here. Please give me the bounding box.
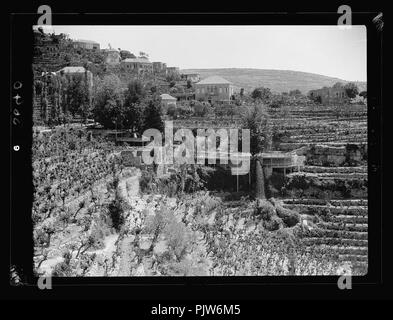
[272,104,368,273]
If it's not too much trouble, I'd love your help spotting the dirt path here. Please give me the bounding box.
[117,235,136,276]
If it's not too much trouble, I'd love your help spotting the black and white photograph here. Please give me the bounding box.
[6,4,387,303]
[30,24,368,277]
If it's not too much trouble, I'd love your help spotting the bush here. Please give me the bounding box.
[164,221,190,261]
[107,191,125,232]
[254,199,275,220]
[275,205,300,227]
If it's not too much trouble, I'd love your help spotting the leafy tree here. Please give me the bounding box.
[60,74,90,120]
[193,101,209,117]
[359,91,367,99]
[344,82,359,99]
[125,80,145,105]
[241,103,272,155]
[269,95,284,108]
[107,190,125,232]
[92,74,124,129]
[251,87,272,102]
[142,98,164,133]
[123,80,146,132]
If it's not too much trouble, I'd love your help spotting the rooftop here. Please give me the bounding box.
[56,66,87,74]
[160,94,177,100]
[122,58,152,63]
[196,76,232,85]
[74,39,100,45]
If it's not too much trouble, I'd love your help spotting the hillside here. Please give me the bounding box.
[181,68,367,94]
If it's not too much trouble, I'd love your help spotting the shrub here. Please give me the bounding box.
[107,191,125,232]
[275,205,300,227]
[164,221,190,261]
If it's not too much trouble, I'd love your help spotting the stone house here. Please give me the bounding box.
[73,39,100,50]
[55,66,93,88]
[103,48,121,65]
[181,73,200,83]
[309,84,348,104]
[121,57,153,74]
[153,62,167,74]
[166,67,180,77]
[195,76,235,103]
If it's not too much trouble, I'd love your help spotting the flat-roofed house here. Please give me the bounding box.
[195,76,235,103]
[121,57,153,74]
[166,67,180,77]
[309,83,349,105]
[73,39,100,50]
[153,62,167,74]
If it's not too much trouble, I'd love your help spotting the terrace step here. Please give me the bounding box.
[338,254,368,262]
[301,237,368,247]
[283,204,368,216]
[303,166,367,174]
[283,198,368,206]
[301,213,368,224]
[287,171,368,181]
[306,245,368,256]
[308,229,368,240]
[317,222,368,232]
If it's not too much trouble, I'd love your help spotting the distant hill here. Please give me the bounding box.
[181,68,367,94]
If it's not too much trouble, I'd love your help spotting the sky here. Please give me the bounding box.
[43,25,367,82]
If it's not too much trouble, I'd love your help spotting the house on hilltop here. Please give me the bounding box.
[195,76,236,103]
[102,48,121,65]
[73,39,100,50]
[55,66,93,87]
[121,57,153,74]
[153,62,167,75]
[167,67,180,78]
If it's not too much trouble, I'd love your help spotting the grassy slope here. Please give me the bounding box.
[181,68,367,94]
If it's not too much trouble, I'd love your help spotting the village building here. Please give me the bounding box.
[121,57,153,74]
[102,48,121,65]
[309,84,348,104]
[153,62,167,74]
[73,39,100,50]
[160,94,177,110]
[55,66,93,88]
[166,67,180,77]
[195,76,236,103]
[181,73,200,83]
